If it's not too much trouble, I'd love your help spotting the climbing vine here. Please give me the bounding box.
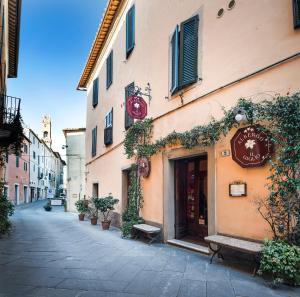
[123,93,300,244]
[121,164,144,237]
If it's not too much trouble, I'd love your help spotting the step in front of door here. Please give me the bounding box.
[167,239,210,255]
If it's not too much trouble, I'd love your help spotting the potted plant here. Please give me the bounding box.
[75,199,89,221]
[93,194,119,230]
[88,198,98,225]
[44,201,52,212]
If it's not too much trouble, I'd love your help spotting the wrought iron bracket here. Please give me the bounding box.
[133,83,152,105]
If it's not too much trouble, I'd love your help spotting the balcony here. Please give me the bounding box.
[0,94,23,149]
[1,94,21,125]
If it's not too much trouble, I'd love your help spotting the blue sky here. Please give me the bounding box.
[8,0,107,155]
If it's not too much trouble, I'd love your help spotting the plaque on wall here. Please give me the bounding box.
[229,182,247,197]
[230,125,273,168]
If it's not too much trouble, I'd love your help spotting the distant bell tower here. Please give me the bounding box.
[41,115,52,147]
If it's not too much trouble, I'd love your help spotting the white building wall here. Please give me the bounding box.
[64,130,86,212]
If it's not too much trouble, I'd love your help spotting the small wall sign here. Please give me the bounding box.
[126,95,147,120]
[230,125,273,168]
[138,157,150,178]
[229,182,247,197]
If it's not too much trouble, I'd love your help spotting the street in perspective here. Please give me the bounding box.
[0,0,300,296]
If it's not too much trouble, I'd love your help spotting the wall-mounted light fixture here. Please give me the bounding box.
[234,108,248,123]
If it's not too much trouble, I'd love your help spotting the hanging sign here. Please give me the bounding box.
[138,157,150,178]
[230,125,273,168]
[126,95,147,120]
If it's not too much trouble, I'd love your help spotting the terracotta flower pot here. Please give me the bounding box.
[78,213,85,221]
[101,220,111,230]
[91,217,98,225]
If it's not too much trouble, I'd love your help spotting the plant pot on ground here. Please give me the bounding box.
[75,200,89,221]
[93,194,119,230]
[44,201,52,212]
[88,199,99,225]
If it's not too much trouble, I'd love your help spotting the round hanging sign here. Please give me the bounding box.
[126,95,147,120]
[230,125,273,168]
[138,157,150,178]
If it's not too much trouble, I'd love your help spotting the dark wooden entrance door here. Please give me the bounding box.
[175,156,208,242]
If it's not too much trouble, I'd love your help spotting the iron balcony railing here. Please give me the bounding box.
[0,94,21,125]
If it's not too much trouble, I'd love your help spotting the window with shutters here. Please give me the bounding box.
[92,78,99,107]
[106,51,113,89]
[126,5,135,58]
[294,0,300,29]
[16,156,19,168]
[124,82,134,130]
[104,108,113,146]
[170,15,199,94]
[92,127,97,157]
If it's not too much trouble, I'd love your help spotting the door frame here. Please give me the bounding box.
[162,146,216,242]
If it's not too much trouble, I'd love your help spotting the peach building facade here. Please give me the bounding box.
[78,0,300,242]
[4,137,30,205]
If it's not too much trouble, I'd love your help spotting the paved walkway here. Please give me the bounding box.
[0,200,299,297]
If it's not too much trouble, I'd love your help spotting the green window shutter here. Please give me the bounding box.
[106,51,113,89]
[16,156,19,167]
[294,0,300,29]
[126,5,135,57]
[104,108,113,146]
[92,78,99,107]
[124,82,134,130]
[179,15,199,88]
[92,127,97,157]
[171,25,179,94]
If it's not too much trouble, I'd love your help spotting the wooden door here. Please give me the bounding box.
[175,160,187,239]
[175,156,208,242]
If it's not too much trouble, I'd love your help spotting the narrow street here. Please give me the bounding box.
[0,201,298,297]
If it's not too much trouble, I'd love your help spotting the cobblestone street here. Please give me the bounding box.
[0,201,299,297]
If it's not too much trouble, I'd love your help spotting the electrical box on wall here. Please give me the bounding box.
[221,150,231,157]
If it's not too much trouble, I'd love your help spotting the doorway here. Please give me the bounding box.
[174,155,208,243]
[24,186,28,203]
[14,184,19,205]
[92,183,99,198]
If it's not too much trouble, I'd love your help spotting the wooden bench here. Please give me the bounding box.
[205,235,263,275]
[133,224,161,244]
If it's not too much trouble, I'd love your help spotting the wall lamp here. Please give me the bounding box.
[234,108,248,123]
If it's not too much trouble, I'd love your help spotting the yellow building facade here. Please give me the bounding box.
[78,0,300,243]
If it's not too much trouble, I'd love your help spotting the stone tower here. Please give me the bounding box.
[41,115,52,147]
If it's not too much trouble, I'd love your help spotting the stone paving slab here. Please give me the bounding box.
[0,200,299,297]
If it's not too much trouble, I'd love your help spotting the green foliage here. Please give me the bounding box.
[0,114,24,166]
[259,240,300,286]
[124,93,300,244]
[43,201,52,212]
[93,194,119,222]
[0,183,14,235]
[121,165,144,237]
[75,200,89,214]
[88,198,99,218]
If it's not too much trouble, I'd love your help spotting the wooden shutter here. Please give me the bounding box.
[106,51,113,89]
[92,127,97,157]
[171,25,179,94]
[294,0,300,29]
[92,78,99,107]
[179,15,199,88]
[126,5,135,57]
[125,82,134,129]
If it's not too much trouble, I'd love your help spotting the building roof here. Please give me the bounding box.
[63,128,86,137]
[77,0,123,90]
[7,0,22,78]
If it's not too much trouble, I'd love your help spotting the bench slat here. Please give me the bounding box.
[205,235,262,253]
[133,224,160,233]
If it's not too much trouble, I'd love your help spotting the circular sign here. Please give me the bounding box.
[230,125,273,168]
[138,157,150,178]
[126,95,147,120]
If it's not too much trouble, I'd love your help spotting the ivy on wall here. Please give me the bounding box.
[123,94,300,244]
